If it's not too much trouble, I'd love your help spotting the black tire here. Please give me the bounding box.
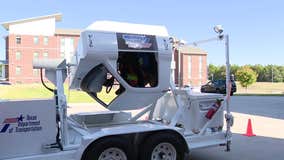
[82,137,133,160]
[139,132,186,160]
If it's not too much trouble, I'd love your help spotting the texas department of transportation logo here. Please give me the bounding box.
[0,114,42,134]
[122,34,152,49]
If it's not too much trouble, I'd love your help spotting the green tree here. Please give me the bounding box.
[262,65,282,82]
[236,66,257,90]
[250,64,264,82]
[208,64,218,81]
[230,64,240,78]
[217,65,226,79]
[262,65,272,82]
[208,64,235,81]
[278,66,284,82]
[273,66,282,82]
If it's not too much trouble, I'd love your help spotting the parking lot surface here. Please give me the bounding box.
[189,96,284,160]
[190,133,284,160]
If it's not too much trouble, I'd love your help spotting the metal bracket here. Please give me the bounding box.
[225,113,234,127]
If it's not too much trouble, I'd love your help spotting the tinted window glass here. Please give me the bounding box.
[118,52,158,88]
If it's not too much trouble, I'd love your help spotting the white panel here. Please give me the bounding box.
[0,99,57,159]
[83,31,118,53]
[87,21,169,36]
[156,36,172,53]
[9,18,56,36]
[153,91,224,134]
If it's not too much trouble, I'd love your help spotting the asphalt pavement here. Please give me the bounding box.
[230,96,284,119]
[190,133,284,160]
[189,96,284,160]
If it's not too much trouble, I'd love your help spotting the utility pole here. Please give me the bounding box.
[169,38,186,88]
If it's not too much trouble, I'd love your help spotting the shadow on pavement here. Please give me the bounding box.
[188,133,284,160]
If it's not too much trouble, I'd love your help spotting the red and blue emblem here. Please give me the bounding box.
[0,115,24,133]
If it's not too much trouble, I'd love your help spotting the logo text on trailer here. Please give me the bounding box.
[0,114,42,134]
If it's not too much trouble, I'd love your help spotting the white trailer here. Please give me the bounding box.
[0,21,233,160]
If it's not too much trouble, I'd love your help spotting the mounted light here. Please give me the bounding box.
[214,25,224,34]
[169,37,175,43]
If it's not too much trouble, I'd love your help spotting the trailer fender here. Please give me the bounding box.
[74,123,189,160]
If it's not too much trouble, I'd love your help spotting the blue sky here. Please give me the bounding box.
[0,0,283,65]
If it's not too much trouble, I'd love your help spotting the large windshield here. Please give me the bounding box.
[118,51,158,88]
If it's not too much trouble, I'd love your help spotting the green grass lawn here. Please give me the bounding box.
[1,82,283,103]
[0,83,116,103]
[236,82,284,95]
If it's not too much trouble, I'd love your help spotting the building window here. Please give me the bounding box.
[16,36,21,44]
[33,69,39,76]
[187,55,191,79]
[16,66,21,75]
[199,56,203,79]
[43,52,48,59]
[43,36,49,45]
[33,36,39,45]
[60,38,65,48]
[16,51,21,60]
[70,38,74,51]
[33,52,39,60]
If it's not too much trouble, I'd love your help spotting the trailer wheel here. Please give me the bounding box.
[83,137,132,160]
[139,133,186,160]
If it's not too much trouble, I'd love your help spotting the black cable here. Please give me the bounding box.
[40,68,54,92]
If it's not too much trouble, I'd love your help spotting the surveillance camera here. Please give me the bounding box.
[169,37,175,43]
[214,25,224,34]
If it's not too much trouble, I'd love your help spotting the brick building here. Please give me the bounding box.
[1,13,80,83]
[174,46,208,87]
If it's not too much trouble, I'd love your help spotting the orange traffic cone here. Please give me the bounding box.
[243,118,256,137]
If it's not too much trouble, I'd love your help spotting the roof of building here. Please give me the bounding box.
[55,28,81,36]
[1,13,62,30]
[180,45,208,55]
